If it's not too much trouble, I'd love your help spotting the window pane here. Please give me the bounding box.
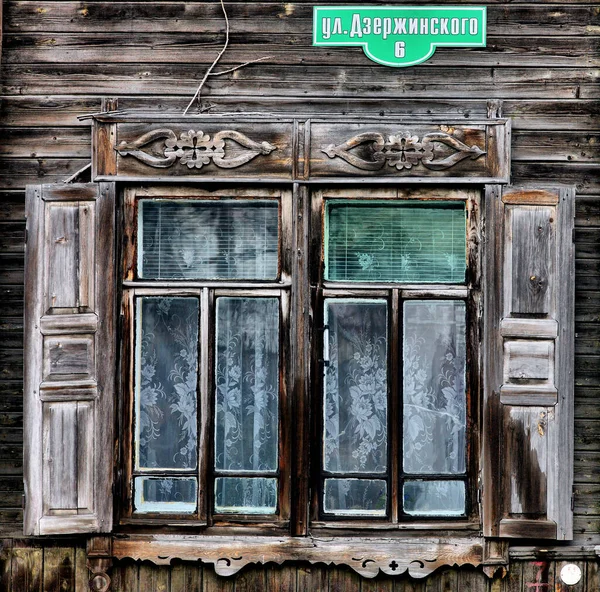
[403,300,466,474]
[136,297,199,470]
[324,300,388,474]
[215,298,279,472]
[326,201,466,283]
[215,477,277,514]
[140,200,279,280]
[324,479,387,516]
[134,477,197,514]
[403,480,465,516]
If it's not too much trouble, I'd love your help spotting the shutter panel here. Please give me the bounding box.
[24,183,116,535]
[483,186,575,540]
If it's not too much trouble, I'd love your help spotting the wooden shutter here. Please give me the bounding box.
[482,185,575,540]
[24,183,116,535]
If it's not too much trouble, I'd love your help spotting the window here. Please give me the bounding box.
[311,188,479,524]
[119,185,480,528]
[120,186,292,525]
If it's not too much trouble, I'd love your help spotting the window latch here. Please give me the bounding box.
[318,324,330,367]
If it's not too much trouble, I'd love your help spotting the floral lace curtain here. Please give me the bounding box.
[323,299,388,514]
[214,297,279,513]
[136,297,199,471]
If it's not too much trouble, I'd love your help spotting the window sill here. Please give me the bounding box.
[112,533,496,578]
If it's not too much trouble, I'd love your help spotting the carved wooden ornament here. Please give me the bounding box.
[113,536,485,579]
[116,128,277,169]
[322,130,486,171]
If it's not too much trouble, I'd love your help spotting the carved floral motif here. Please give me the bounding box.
[322,130,486,172]
[116,128,277,170]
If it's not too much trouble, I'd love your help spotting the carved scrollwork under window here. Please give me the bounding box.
[322,130,486,172]
[116,128,277,170]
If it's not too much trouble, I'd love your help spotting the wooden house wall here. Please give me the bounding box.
[0,0,599,589]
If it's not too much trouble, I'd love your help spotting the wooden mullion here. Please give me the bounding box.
[291,183,310,536]
[123,280,292,289]
[206,288,216,527]
[390,288,400,524]
[279,288,292,522]
[198,287,210,523]
[212,288,283,298]
[322,288,389,298]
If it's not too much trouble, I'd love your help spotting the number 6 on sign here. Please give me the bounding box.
[394,42,406,58]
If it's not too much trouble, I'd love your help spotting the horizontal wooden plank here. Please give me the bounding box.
[0,286,24,318]
[0,350,23,382]
[576,261,600,291]
[0,256,24,286]
[576,229,600,259]
[0,128,90,158]
[0,225,25,254]
[512,162,600,195]
[576,291,600,322]
[1,64,584,98]
[5,2,599,36]
[573,483,600,516]
[0,158,89,190]
[576,197,600,227]
[575,385,600,419]
[574,452,600,484]
[3,33,598,68]
[575,353,600,384]
[0,96,101,127]
[0,429,23,445]
[0,394,23,414]
[2,96,599,131]
[0,489,22,506]
[574,419,600,451]
[513,131,600,163]
[573,517,600,545]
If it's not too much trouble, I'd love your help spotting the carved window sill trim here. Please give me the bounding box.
[112,534,494,579]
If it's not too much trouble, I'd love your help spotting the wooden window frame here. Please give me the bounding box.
[117,183,482,536]
[308,187,482,532]
[117,185,294,533]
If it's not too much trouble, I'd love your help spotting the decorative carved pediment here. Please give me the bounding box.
[113,535,488,579]
[116,128,277,170]
[321,131,486,172]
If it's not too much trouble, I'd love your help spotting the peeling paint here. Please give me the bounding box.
[284,3,295,16]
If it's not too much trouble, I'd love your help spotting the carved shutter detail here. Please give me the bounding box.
[483,186,575,540]
[24,183,116,535]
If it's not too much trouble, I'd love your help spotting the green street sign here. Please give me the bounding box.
[313,6,486,67]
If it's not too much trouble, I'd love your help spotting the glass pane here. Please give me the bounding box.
[215,298,279,472]
[326,201,466,283]
[403,480,465,516]
[324,479,387,516]
[136,297,199,470]
[134,477,197,514]
[140,200,279,280]
[324,300,388,474]
[403,300,466,474]
[215,477,277,514]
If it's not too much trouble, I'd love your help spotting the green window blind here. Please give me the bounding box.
[325,201,466,283]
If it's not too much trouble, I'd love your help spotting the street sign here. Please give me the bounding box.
[313,6,486,67]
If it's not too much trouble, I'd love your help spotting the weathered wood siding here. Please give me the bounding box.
[0,0,599,587]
